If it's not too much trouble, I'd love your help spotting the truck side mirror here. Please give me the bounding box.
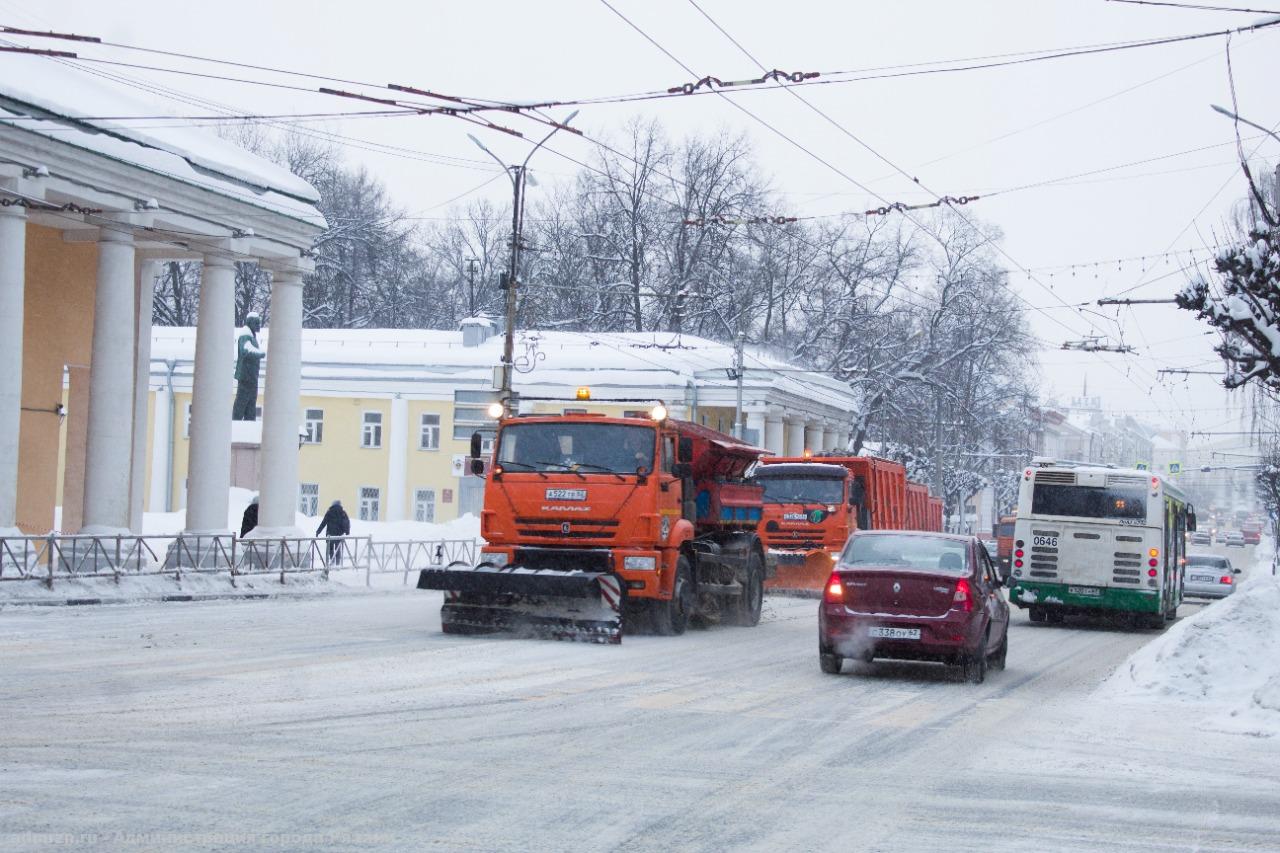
[470,431,483,459]
[677,436,694,464]
[672,462,692,478]
[470,457,486,477]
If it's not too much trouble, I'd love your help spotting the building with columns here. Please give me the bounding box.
[135,324,860,524]
[1,53,324,541]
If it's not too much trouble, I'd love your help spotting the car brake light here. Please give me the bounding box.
[954,578,973,612]
[1221,575,1233,585]
[824,573,844,603]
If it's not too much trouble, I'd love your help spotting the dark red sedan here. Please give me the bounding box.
[818,531,1010,683]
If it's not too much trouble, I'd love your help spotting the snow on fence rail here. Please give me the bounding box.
[0,534,480,589]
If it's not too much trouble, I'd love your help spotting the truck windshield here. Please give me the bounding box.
[757,476,844,505]
[496,422,656,474]
[1031,484,1147,521]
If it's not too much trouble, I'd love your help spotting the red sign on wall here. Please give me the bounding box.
[442,489,453,504]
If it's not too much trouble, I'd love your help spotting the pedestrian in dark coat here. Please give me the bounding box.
[316,500,351,564]
[240,495,259,538]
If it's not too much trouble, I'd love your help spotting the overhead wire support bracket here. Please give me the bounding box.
[1097,297,1179,305]
[682,215,798,226]
[864,195,981,217]
[1061,337,1135,353]
[667,69,819,95]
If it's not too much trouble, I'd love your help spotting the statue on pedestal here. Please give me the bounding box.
[233,312,264,421]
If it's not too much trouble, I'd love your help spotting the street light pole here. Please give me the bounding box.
[468,110,579,413]
[733,330,745,439]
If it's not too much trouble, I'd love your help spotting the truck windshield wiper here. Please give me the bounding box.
[568,462,626,481]
[497,460,548,479]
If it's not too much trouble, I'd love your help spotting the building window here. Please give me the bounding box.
[623,409,648,419]
[359,486,381,521]
[298,482,319,516]
[562,407,587,415]
[361,411,383,448]
[419,413,440,450]
[452,389,499,448]
[302,408,324,444]
[183,402,192,438]
[414,488,436,523]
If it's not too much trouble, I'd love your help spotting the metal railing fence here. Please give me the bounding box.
[0,533,480,590]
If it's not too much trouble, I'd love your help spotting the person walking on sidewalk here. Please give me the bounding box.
[316,500,350,565]
[240,495,259,538]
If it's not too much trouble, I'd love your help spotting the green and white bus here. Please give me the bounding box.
[1007,459,1195,629]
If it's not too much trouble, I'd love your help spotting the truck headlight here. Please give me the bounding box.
[624,555,657,571]
[481,552,510,568]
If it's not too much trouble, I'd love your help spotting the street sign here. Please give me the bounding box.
[1135,462,1149,471]
[1169,461,1181,474]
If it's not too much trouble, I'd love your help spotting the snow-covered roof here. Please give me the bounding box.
[150,327,860,417]
[0,52,322,225]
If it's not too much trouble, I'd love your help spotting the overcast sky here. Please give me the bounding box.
[12,0,1280,443]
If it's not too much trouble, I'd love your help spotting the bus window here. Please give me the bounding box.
[1031,484,1146,521]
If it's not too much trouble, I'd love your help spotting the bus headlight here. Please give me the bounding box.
[624,555,657,571]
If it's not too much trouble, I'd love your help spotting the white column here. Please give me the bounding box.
[786,416,806,457]
[81,227,137,534]
[764,410,785,456]
[745,409,766,448]
[0,203,25,535]
[184,255,236,533]
[386,395,408,522]
[128,259,158,531]
[804,422,823,454]
[821,425,838,451]
[149,377,172,513]
[253,269,303,534]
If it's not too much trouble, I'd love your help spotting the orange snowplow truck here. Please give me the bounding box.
[754,455,943,593]
[417,410,769,643]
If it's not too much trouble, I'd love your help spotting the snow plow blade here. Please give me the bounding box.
[763,550,832,598]
[417,564,623,644]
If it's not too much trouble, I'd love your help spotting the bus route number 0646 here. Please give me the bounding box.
[1032,535,1058,548]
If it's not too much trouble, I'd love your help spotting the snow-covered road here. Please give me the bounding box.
[2,586,1277,851]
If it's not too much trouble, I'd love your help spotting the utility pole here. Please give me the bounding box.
[733,330,745,439]
[468,110,578,413]
[933,390,945,528]
[464,257,478,317]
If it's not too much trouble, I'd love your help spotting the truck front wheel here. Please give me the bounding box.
[652,555,693,636]
[729,551,764,627]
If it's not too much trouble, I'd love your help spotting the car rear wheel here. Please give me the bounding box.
[819,652,843,674]
[991,633,1008,671]
[1028,606,1046,623]
[652,555,693,636]
[963,634,988,684]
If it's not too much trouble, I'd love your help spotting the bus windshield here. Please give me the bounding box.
[1031,484,1147,521]
[496,422,656,474]
[758,476,845,505]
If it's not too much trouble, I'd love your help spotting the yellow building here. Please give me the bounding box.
[142,323,861,524]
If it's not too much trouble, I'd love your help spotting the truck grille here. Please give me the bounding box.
[514,518,619,541]
[1028,528,1059,578]
[513,547,610,573]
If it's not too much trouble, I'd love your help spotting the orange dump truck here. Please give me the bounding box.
[417,411,769,643]
[753,454,943,593]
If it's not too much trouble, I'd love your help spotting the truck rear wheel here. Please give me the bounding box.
[728,551,764,627]
[652,555,693,636]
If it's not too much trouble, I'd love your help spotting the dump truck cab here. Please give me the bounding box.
[418,410,769,642]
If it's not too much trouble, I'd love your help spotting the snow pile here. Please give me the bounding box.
[1103,546,1280,730]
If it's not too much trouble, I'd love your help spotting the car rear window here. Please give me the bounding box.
[1186,555,1228,568]
[841,534,970,575]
